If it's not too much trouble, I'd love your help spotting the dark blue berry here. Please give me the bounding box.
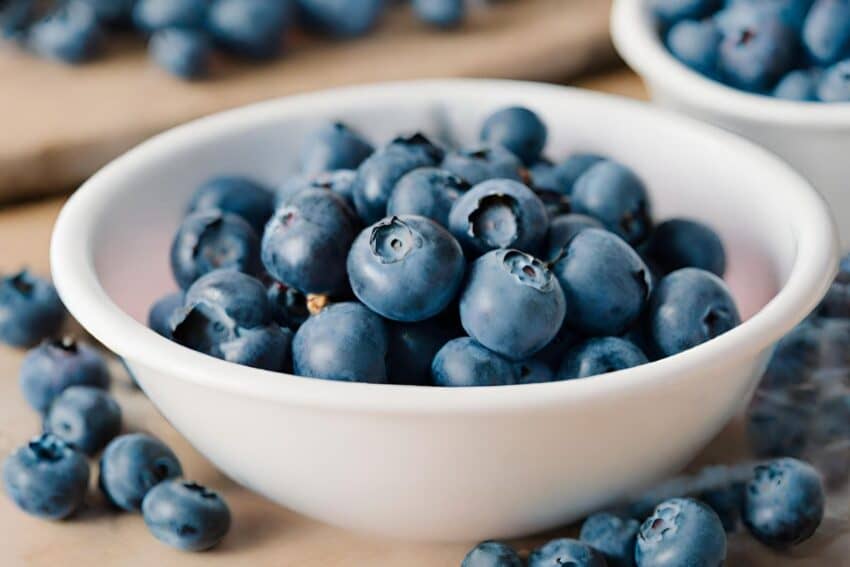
[276,169,358,210]
[635,498,727,567]
[557,337,648,380]
[718,16,799,92]
[148,292,185,339]
[773,68,822,100]
[0,0,36,40]
[207,0,290,59]
[700,482,745,532]
[267,282,310,329]
[441,145,525,186]
[461,540,523,567]
[299,121,374,175]
[28,2,102,63]
[45,386,122,455]
[545,213,604,262]
[817,58,850,102]
[643,218,726,276]
[650,0,721,26]
[143,480,231,551]
[387,168,469,227]
[480,106,547,166]
[802,0,850,65]
[580,512,640,567]
[535,318,581,371]
[296,0,384,38]
[667,19,722,77]
[133,0,207,32]
[185,269,272,329]
[413,0,465,28]
[99,433,183,512]
[528,538,607,567]
[187,175,274,233]
[387,318,460,386]
[545,153,607,195]
[431,337,518,387]
[149,28,211,79]
[514,358,555,384]
[78,0,137,26]
[0,270,65,348]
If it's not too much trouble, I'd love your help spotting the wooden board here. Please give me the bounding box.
[0,0,615,204]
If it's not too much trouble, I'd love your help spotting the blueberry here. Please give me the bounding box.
[185,270,272,329]
[528,538,607,567]
[802,0,850,65]
[431,337,518,387]
[387,318,459,385]
[667,19,722,77]
[700,482,746,532]
[817,58,850,101]
[142,480,231,551]
[646,268,741,357]
[718,17,799,92]
[643,218,726,276]
[44,386,122,455]
[747,393,811,457]
[262,189,358,295]
[221,323,292,371]
[535,318,581,371]
[99,433,183,512]
[276,169,358,210]
[650,0,721,26]
[20,338,110,414]
[441,145,525,186]
[818,255,850,316]
[514,358,555,384]
[580,512,640,567]
[148,292,185,339]
[387,168,470,227]
[187,175,274,233]
[480,106,547,166]
[267,282,310,329]
[725,0,815,31]
[448,179,548,257]
[557,337,648,380]
[352,133,444,224]
[207,0,290,59]
[149,28,211,79]
[299,121,374,175]
[545,153,607,195]
[552,228,651,337]
[545,213,604,262]
[413,0,465,28]
[293,302,388,383]
[348,215,465,322]
[28,2,103,64]
[0,270,65,348]
[170,210,261,290]
[461,541,523,567]
[743,458,824,548]
[460,249,565,360]
[296,0,384,38]
[77,0,137,26]
[571,161,652,245]
[635,498,727,567]
[2,434,89,520]
[0,0,36,40]
[773,68,823,100]
[133,0,207,32]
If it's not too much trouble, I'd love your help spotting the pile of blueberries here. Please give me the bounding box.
[653,0,850,102]
[0,0,470,79]
[0,271,231,551]
[151,106,743,387]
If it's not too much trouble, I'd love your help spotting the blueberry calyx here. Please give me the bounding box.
[503,250,554,291]
[9,271,34,295]
[182,481,219,499]
[369,217,423,264]
[468,194,521,248]
[28,434,67,462]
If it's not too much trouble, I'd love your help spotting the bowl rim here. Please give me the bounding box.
[50,79,838,413]
[611,0,850,128]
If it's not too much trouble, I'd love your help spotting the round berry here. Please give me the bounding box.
[545,213,604,262]
[148,291,184,339]
[480,106,547,166]
[187,175,274,234]
[143,480,231,551]
[45,386,122,455]
[635,498,727,567]
[442,145,525,186]
[557,337,648,380]
[99,433,183,512]
[528,538,607,567]
[149,28,211,80]
[387,168,470,228]
[461,540,523,567]
[644,218,726,277]
[300,121,374,174]
[0,270,66,348]
[431,337,517,387]
[207,0,290,59]
[580,512,640,567]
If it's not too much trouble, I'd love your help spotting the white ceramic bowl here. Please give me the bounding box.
[611,0,850,249]
[51,80,837,542]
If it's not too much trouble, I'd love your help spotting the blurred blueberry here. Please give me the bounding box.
[299,121,374,175]
[78,0,138,26]
[718,16,799,92]
[667,18,722,77]
[545,213,604,262]
[0,270,65,348]
[387,168,469,227]
[387,318,459,385]
[544,153,607,196]
[773,68,823,100]
[723,0,815,31]
[528,538,607,567]
[650,0,721,26]
[803,0,850,65]
[148,292,185,339]
[557,337,648,380]
[28,2,103,63]
[99,433,183,512]
[133,0,207,32]
[149,28,211,79]
[747,392,811,457]
[143,480,231,551]
[413,0,465,28]
[431,337,518,387]
[296,0,384,38]
[442,145,525,186]
[461,541,523,567]
[0,0,36,40]
[514,359,554,384]
[480,106,547,165]
[187,175,274,233]
[580,512,640,567]
[636,498,727,567]
[643,218,726,276]
[44,386,122,455]
[208,0,291,59]
[817,58,850,101]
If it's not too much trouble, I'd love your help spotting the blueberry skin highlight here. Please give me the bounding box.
[718,17,799,92]
[666,19,722,77]
[571,161,652,245]
[643,218,726,277]
[276,169,358,209]
[818,58,850,102]
[461,540,523,567]
[187,175,274,233]
[387,168,470,228]
[142,480,231,551]
[133,0,207,32]
[99,433,183,512]
[185,270,272,329]
[170,210,261,290]
[545,213,604,262]
[646,268,741,358]
[299,121,374,174]
[635,498,727,567]
[148,292,185,339]
[149,28,210,79]
[580,512,640,567]
[448,179,548,257]
[387,318,459,386]
[293,302,388,383]
[552,228,651,337]
[2,434,90,520]
[441,145,525,186]
[0,270,66,348]
[45,386,122,456]
[207,0,291,59]
[743,458,824,548]
[348,215,465,322]
[431,337,518,387]
[528,538,607,567]
[20,338,111,414]
[557,337,648,380]
[773,68,822,100]
[802,0,850,65]
[28,2,103,64]
[460,249,565,360]
[413,0,465,28]
[296,0,385,38]
[480,106,547,166]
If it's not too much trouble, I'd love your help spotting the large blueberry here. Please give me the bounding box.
[461,541,523,567]
[448,179,548,257]
[299,121,374,174]
[817,58,850,102]
[552,228,651,337]
[580,512,640,567]
[557,337,648,380]
[45,386,122,456]
[643,218,726,276]
[348,215,465,322]
[293,302,388,383]
[413,0,465,28]
[296,0,385,38]
[802,0,850,65]
[276,169,358,210]
[99,433,183,512]
[187,175,274,233]
[185,269,272,329]
[387,318,459,386]
[28,2,103,63]
[718,16,799,92]
[20,338,111,413]
[460,249,565,360]
[666,18,722,77]
[0,270,66,348]
[773,68,822,100]
[480,106,547,165]
[133,0,207,32]
[528,538,607,567]
[441,145,525,186]
[431,337,518,387]
[2,434,89,520]
[207,0,291,59]
[387,168,470,227]
[635,498,727,567]
[646,268,741,357]
[650,0,721,26]
[170,210,261,290]
[545,213,604,262]
[142,480,231,551]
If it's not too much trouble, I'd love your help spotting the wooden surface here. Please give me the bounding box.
[1,69,849,566]
[0,0,614,204]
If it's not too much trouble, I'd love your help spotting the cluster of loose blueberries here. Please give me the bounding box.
[653,0,850,102]
[153,106,744,388]
[0,271,231,551]
[0,0,470,80]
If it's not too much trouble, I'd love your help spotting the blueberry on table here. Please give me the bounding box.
[20,337,111,414]
[45,386,122,456]
[649,0,721,26]
[293,302,388,383]
[746,393,811,458]
[579,512,640,567]
[143,480,231,551]
[480,106,547,166]
[441,145,525,186]
[646,268,741,358]
[412,0,465,28]
[99,433,183,512]
[185,270,272,330]
[448,178,548,257]
[743,458,824,548]
[187,175,274,234]
[0,0,36,40]
[387,318,460,386]
[643,218,726,277]
[387,168,469,228]
[666,19,722,78]
[514,358,554,384]
[207,0,291,59]
[817,59,850,102]
[0,270,66,348]
[149,28,211,79]
[545,213,604,262]
[296,0,385,38]
[132,0,207,33]
[170,210,261,290]
[299,121,374,175]
[431,337,518,387]
[460,249,565,360]
[27,2,103,64]
[557,337,648,380]
[2,434,90,520]
[552,228,651,337]
[802,0,850,65]
[528,538,607,567]
[276,169,358,209]
[773,68,822,101]
[461,540,523,567]
[718,17,799,92]
[148,291,185,339]
[635,498,727,567]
